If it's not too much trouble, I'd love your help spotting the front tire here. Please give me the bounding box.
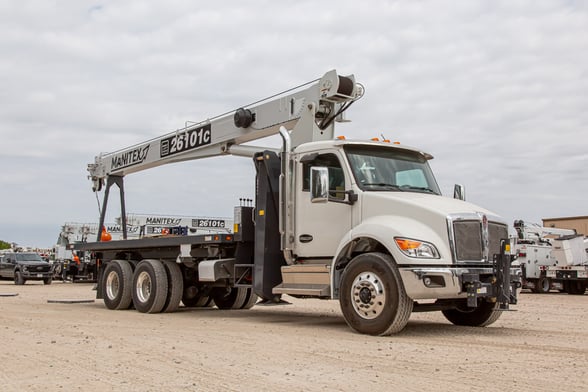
[43,276,52,285]
[14,271,25,285]
[102,260,133,310]
[339,252,413,336]
[132,259,168,313]
[442,300,502,327]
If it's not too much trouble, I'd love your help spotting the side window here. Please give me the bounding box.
[302,153,345,200]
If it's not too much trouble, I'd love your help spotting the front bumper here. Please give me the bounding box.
[399,265,521,304]
[21,270,52,280]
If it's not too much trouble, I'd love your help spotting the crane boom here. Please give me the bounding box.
[88,70,362,192]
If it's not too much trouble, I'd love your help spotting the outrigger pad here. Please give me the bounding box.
[47,299,95,304]
[255,298,292,306]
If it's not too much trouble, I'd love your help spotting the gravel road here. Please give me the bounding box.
[0,281,586,391]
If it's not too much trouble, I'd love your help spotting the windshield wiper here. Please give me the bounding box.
[361,183,403,190]
[361,183,438,194]
[399,185,438,194]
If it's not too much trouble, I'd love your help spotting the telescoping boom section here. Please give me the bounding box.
[88,70,362,240]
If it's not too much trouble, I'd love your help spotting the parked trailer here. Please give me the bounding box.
[75,70,520,335]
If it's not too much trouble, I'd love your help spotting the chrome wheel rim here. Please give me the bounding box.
[105,271,120,300]
[136,271,152,303]
[351,271,386,319]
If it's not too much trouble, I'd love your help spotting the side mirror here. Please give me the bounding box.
[454,184,466,201]
[310,167,329,203]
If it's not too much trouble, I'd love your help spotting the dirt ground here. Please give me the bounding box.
[0,281,586,392]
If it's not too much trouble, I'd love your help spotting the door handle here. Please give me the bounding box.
[299,234,313,243]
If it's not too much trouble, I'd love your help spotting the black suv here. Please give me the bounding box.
[0,252,53,285]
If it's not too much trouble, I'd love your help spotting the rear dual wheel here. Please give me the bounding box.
[536,277,550,294]
[132,259,169,314]
[182,285,215,308]
[102,260,134,310]
[212,287,257,309]
[161,261,183,313]
[102,259,184,313]
[565,281,587,295]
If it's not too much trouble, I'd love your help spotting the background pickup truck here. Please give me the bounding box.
[0,252,53,285]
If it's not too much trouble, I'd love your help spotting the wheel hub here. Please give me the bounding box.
[136,271,152,303]
[359,287,372,303]
[351,272,386,320]
[105,271,120,300]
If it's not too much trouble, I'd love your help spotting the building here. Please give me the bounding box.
[542,216,588,236]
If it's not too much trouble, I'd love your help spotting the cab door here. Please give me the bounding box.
[294,151,354,258]
[2,254,16,278]
[0,255,6,277]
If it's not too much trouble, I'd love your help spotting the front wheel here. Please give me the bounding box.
[339,252,413,336]
[43,276,52,285]
[14,271,25,285]
[442,300,502,327]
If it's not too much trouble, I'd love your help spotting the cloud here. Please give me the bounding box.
[1,0,587,247]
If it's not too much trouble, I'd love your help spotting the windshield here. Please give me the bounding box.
[344,145,441,194]
[15,253,46,262]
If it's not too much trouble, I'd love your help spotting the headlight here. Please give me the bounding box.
[394,237,440,259]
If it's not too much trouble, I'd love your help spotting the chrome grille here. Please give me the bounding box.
[449,215,509,263]
[453,220,483,261]
[34,265,51,272]
[488,222,509,260]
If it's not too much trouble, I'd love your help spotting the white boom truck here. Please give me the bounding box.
[513,220,575,293]
[514,220,587,294]
[74,70,520,335]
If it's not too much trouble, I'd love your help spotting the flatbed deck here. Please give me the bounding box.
[72,233,235,252]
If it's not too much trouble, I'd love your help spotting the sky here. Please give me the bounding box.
[0,0,586,248]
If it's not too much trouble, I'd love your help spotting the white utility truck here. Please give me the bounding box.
[74,70,520,335]
[513,220,574,293]
[514,220,587,294]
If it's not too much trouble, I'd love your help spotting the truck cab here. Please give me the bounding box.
[263,138,515,334]
[290,139,509,291]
